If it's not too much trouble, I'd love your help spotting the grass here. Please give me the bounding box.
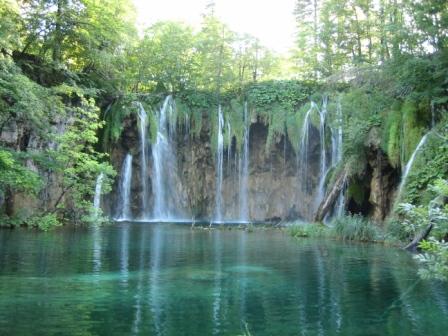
[287,220,331,238]
[332,214,379,242]
[287,214,382,243]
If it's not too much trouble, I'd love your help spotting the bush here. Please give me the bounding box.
[417,238,448,281]
[27,213,62,231]
[331,214,378,242]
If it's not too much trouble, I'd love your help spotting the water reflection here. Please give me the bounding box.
[132,225,147,335]
[0,224,447,336]
[212,230,222,335]
[92,225,102,277]
[120,223,129,287]
[149,225,163,335]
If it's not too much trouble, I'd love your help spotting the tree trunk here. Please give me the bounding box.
[404,223,433,253]
[52,0,66,63]
[314,169,347,222]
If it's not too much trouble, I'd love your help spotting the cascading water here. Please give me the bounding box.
[227,121,232,172]
[330,97,345,218]
[299,103,314,193]
[335,176,347,217]
[151,95,184,220]
[431,101,436,129]
[396,133,429,201]
[316,97,328,207]
[93,172,104,215]
[332,98,343,166]
[214,105,224,222]
[116,154,133,221]
[239,102,250,222]
[136,103,149,218]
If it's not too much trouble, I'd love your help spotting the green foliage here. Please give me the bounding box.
[395,178,448,243]
[292,0,448,77]
[27,213,62,231]
[0,58,65,138]
[0,0,22,52]
[50,94,115,221]
[396,203,430,239]
[331,214,379,242]
[403,131,448,205]
[417,239,448,281]
[399,178,448,282]
[0,149,42,194]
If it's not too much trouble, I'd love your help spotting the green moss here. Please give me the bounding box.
[102,95,136,149]
[381,107,402,168]
[146,106,158,144]
[401,99,425,164]
[227,98,245,150]
[347,180,365,206]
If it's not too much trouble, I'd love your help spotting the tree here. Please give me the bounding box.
[134,22,196,92]
[195,14,235,95]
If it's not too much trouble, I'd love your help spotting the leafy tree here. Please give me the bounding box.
[134,22,196,92]
[47,87,115,222]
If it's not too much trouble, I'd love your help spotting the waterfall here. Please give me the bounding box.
[136,103,149,218]
[332,98,343,166]
[93,172,104,214]
[331,98,345,218]
[397,133,429,201]
[116,154,133,221]
[239,102,250,222]
[151,95,183,220]
[431,101,436,129]
[335,176,347,217]
[227,121,232,172]
[299,104,314,193]
[316,97,328,207]
[214,105,224,222]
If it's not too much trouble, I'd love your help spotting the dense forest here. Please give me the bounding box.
[0,0,447,282]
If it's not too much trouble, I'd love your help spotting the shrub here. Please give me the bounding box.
[27,213,62,231]
[417,238,448,281]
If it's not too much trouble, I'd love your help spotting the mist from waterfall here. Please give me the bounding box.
[137,103,149,218]
[116,154,133,221]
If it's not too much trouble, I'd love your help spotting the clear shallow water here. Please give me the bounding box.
[0,224,447,336]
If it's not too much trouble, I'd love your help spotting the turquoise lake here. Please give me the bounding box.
[1,223,447,335]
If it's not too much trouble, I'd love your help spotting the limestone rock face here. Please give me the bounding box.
[0,120,66,217]
[109,114,322,222]
[368,148,399,221]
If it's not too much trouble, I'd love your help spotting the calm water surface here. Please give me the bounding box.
[0,223,447,335]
